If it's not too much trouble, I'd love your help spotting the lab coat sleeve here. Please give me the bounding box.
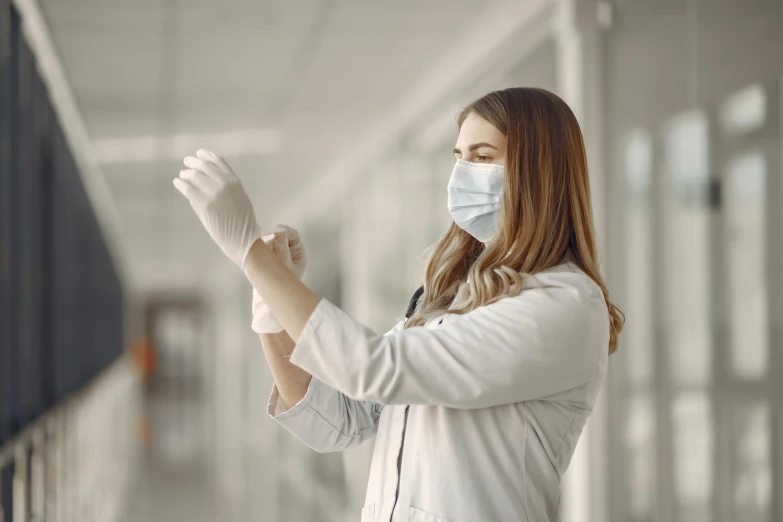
[288,285,608,409]
[266,319,405,453]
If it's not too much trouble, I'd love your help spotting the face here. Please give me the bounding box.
[453,112,507,165]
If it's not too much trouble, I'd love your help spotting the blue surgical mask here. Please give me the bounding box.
[447,159,504,242]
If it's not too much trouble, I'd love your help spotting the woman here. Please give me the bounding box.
[173,87,623,522]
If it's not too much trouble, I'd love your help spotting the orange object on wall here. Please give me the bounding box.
[130,337,156,378]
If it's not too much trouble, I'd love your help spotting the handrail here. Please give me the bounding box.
[0,353,130,467]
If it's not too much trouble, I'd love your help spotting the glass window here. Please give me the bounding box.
[719,84,766,137]
[624,129,655,387]
[672,392,713,522]
[725,151,768,379]
[662,111,712,387]
[729,401,771,522]
[606,3,783,521]
[624,393,657,518]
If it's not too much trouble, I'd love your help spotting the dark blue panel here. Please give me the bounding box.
[0,1,124,430]
[0,1,18,442]
[76,207,93,386]
[86,218,102,380]
[0,0,12,444]
[33,64,54,411]
[17,32,47,426]
[7,4,18,435]
[50,125,77,399]
[1,464,12,522]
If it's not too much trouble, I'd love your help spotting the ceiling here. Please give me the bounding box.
[34,0,492,290]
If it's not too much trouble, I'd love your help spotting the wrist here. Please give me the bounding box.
[242,237,273,280]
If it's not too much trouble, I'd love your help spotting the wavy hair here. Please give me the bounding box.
[404,87,624,354]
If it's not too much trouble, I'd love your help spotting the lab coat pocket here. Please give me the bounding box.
[408,506,455,522]
[361,503,375,522]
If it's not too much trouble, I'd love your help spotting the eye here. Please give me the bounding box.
[477,155,491,162]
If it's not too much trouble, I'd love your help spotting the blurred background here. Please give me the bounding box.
[1,0,782,521]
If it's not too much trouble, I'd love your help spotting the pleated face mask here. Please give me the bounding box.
[447,159,505,242]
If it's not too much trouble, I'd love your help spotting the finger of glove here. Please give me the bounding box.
[269,224,286,237]
[272,229,288,254]
[273,225,294,251]
[289,237,306,265]
[196,148,232,173]
[172,178,206,207]
[183,156,226,184]
[274,224,298,250]
[277,224,306,264]
[194,149,235,184]
[179,168,218,194]
[290,244,306,268]
[272,230,294,267]
[275,224,297,244]
[269,225,287,244]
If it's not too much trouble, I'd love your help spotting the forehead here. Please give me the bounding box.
[455,112,506,147]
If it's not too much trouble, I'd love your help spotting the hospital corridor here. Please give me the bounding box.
[1,0,782,521]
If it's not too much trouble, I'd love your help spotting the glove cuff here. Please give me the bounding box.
[251,315,285,334]
[251,284,285,334]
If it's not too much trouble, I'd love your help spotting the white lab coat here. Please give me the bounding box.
[267,262,609,521]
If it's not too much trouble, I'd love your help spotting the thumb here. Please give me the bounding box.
[272,227,288,251]
[272,229,293,267]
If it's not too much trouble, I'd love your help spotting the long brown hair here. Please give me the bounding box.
[404,87,624,354]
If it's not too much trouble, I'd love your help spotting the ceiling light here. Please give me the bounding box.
[93,129,282,163]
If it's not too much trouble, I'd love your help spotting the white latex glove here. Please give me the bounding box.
[251,225,308,333]
[173,149,262,269]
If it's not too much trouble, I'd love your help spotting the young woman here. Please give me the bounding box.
[173,87,624,522]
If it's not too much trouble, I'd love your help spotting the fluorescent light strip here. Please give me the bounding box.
[93,129,282,164]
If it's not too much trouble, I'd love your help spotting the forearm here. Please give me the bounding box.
[258,331,312,411]
[244,237,323,409]
[243,238,321,342]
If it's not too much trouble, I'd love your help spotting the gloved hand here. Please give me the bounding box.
[251,225,308,333]
[173,149,262,269]
[271,224,308,279]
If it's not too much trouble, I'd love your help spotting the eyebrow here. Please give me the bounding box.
[453,142,499,154]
